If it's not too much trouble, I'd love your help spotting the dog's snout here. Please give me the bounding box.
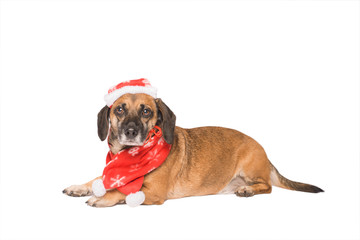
[123,122,139,139]
[124,128,138,139]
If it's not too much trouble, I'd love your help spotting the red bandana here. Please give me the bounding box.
[102,126,171,195]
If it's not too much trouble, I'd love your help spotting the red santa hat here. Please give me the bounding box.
[104,78,157,107]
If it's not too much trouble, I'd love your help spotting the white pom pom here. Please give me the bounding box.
[92,179,106,197]
[125,191,145,207]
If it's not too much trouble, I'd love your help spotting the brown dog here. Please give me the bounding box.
[63,93,323,207]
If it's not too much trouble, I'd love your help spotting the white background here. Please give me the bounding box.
[0,0,359,240]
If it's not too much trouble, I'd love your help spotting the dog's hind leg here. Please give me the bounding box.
[235,178,272,197]
[232,140,273,198]
[234,159,273,198]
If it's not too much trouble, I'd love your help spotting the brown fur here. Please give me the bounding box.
[63,93,323,207]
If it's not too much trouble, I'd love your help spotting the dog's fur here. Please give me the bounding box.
[63,93,323,207]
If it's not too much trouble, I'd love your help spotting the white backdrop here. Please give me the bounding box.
[0,1,359,240]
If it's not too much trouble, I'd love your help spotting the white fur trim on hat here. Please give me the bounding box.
[125,191,145,207]
[92,179,106,197]
[104,86,157,107]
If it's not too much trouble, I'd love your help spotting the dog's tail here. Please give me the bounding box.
[270,163,324,193]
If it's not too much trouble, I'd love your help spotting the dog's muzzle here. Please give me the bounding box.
[119,122,144,146]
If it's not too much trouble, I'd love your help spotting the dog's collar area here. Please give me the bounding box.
[99,125,172,199]
[145,126,162,144]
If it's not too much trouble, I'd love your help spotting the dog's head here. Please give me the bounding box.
[97,93,176,147]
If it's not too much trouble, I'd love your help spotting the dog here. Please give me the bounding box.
[63,93,323,207]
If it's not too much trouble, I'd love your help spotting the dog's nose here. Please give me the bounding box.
[124,128,138,139]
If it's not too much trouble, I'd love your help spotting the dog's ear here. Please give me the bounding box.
[97,105,110,141]
[156,98,176,144]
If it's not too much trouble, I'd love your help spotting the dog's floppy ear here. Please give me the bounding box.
[97,105,110,141]
[156,98,176,144]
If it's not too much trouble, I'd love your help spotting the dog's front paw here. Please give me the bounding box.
[86,196,124,208]
[63,185,92,197]
[235,186,255,198]
[86,190,126,207]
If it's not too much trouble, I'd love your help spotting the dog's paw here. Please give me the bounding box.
[86,195,124,208]
[63,185,92,197]
[86,190,126,207]
[235,186,255,198]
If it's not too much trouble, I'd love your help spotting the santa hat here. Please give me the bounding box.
[104,78,157,107]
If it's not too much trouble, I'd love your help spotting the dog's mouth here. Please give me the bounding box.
[118,134,145,146]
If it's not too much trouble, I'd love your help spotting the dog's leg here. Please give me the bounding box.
[235,178,272,197]
[86,189,126,207]
[86,184,167,207]
[139,175,169,205]
[63,176,101,197]
[233,142,273,197]
[87,186,166,207]
[141,187,167,205]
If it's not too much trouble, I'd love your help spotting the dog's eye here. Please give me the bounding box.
[142,109,151,117]
[116,106,124,115]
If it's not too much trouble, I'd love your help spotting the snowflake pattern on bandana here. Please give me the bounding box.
[128,147,140,156]
[102,127,171,195]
